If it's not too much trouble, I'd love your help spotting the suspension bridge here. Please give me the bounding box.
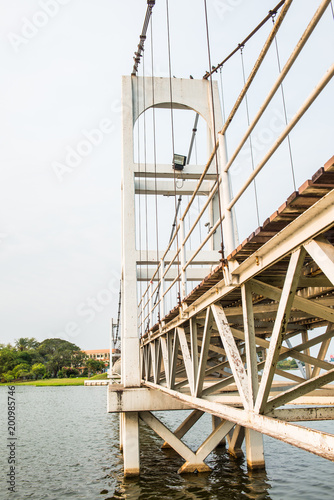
[108,0,334,476]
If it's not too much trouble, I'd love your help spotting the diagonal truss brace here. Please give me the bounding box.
[177,327,195,395]
[139,411,234,473]
[265,367,334,413]
[304,236,334,285]
[145,380,334,462]
[255,248,306,414]
[211,304,251,409]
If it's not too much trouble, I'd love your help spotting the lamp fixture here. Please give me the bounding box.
[172,154,187,171]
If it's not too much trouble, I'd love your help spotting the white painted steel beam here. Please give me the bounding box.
[136,250,220,265]
[312,324,333,378]
[160,335,171,389]
[251,279,334,324]
[255,249,306,414]
[269,407,334,421]
[233,324,334,374]
[170,330,180,390]
[177,327,195,395]
[137,267,209,281]
[134,163,217,179]
[139,411,211,473]
[162,410,204,449]
[133,76,222,133]
[211,304,251,409]
[178,419,235,473]
[232,190,334,284]
[241,283,259,406]
[108,386,190,412]
[227,425,245,458]
[142,191,334,345]
[304,236,334,285]
[123,413,140,476]
[265,368,334,413]
[245,429,265,469]
[144,381,334,462]
[121,75,141,476]
[195,308,214,397]
[134,179,212,196]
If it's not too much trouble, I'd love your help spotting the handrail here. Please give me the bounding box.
[223,0,331,173]
[203,0,288,80]
[227,64,334,211]
[219,0,293,136]
[137,0,333,334]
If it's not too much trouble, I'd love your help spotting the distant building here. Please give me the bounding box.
[83,349,121,371]
[84,349,111,362]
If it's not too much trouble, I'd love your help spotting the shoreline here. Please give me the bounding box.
[0,375,109,387]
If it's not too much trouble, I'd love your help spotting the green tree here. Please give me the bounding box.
[86,358,105,376]
[13,363,31,379]
[37,338,83,377]
[15,337,39,352]
[31,363,46,379]
[71,350,87,369]
[0,348,19,376]
[3,371,14,382]
[64,367,80,378]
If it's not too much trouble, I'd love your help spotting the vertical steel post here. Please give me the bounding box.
[219,133,235,257]
[160,259,165,322]
[241,283,265,469]
[180,219,187,299]
[149,281,153,330]
[121,76,140,476]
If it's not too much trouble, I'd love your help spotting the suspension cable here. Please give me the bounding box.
[194,134,202,243]
[150,18,160,321]
[240,46,261,226]
[271,15,296,192]
[114,280,122,348]
[203,0,286,79]
[166,0,181,305]
[204,0,225,259]
[142,52,151,332]
[219,67,227,124]
[136,78,144,337]
[132,1,156,76]
[151,113,200,311]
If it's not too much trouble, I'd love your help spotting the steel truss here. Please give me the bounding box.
[137,213,334,472]
[110,194,334,473]
[110,0,334,476]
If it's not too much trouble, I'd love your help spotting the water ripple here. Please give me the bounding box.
[0,386,332,499]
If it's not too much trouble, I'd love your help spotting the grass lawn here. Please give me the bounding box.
[0,377,104,387]
[88,373,108,380]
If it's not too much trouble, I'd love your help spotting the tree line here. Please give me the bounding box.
[0,338,107,382]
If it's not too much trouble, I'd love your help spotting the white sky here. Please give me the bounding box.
[0,0,333,350]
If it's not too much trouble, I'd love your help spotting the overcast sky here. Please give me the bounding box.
[0,0,333,350]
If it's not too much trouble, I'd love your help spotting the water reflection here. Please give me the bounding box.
[112,431,272,500]
[0,387,331,500]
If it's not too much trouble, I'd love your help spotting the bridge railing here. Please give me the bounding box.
[138,0,334,337]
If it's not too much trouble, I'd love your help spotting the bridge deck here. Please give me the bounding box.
[144,155,334,339]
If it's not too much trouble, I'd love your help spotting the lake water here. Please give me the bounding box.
[0,385,333,500]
